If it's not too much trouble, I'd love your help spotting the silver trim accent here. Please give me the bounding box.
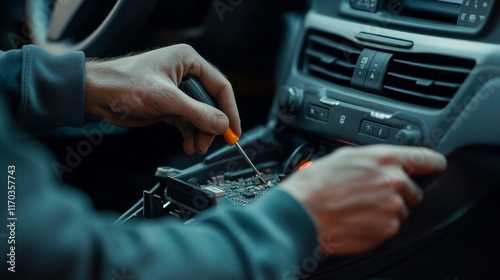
[320,96,341,106]
[370,111,393,120]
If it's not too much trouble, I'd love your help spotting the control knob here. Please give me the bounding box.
[278,86,303,117]
[395,128,421,146]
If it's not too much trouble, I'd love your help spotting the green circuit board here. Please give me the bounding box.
[198,173,282,208]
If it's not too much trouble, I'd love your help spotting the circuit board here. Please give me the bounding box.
[198,173,282,208]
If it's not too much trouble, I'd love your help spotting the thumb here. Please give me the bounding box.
[173,89,229,135]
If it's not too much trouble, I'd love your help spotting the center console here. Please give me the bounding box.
[120,1,500,278]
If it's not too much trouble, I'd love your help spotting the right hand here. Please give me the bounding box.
[280,145,447,255]
[84,44,240,155]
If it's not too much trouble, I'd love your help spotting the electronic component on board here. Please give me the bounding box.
[242,192,256,199]
[205,186,226,197]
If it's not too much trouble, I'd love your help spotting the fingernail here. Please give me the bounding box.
[214,115,228,134]
[436,154,447,170]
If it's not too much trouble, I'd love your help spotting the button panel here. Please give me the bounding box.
[360,120,390,139]
[352,49,392,92]
[364,52,392,91]
[307,105,329,122]
[350,0,379,12]
[457,0,493,27]
[352,49,377,89]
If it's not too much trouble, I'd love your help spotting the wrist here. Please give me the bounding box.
[84,59,124,120]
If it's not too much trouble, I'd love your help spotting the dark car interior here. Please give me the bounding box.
[2,0,500,278]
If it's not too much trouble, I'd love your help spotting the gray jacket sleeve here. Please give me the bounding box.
[0,46,318,280]
[0,45,85,131]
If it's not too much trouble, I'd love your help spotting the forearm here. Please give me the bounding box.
[0,94,317,279]
[12,178,317,280]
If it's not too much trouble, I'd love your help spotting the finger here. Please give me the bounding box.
[194,131,216,155]
[372,145,447,175]
[170,117,196,155]
[381,166,423,208]
[392,194,410,221]
[179,45,241,136]
[169,87,230,135]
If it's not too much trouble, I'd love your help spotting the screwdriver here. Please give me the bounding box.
[179,76,269,186]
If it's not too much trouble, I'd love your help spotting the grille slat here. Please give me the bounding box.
[300,30,475,108]
[301,32,359,87]
[384,54,475,108]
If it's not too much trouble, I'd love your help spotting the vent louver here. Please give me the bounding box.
[301,31,361,87]
[383,54,475,108]
[300,30,475,108]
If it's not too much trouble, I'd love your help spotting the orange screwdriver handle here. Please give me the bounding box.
[222,127,239,146]
[179,76,240,146]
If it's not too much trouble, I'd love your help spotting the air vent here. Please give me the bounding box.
[301,31,361,87]
[383,54,475,108]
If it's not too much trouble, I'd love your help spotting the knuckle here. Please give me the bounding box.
[176,43,195,53]
[384,175,406,191]
[385,195,404,215]
[177,44,198,66]
[384,219,401,237]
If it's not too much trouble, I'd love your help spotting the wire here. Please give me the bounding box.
[282,143,316,174]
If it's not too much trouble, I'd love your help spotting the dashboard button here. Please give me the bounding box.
[364,51,392,92]
[317,108,329,122]
[372,125,389,139]
[350,0,379,12]
[306,105,319,119]
[307,105,329,122]
[360,121,374,135]
[360,120,389,139]
[352,49,377,89]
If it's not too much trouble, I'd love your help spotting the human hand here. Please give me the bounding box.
[280,145,447,255]
[84,44,240,155]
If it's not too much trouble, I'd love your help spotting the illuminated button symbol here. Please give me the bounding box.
[480,15,486,22]
[370,73,375,79]
[340,115,346,124]
[483,1,488,7]
[360,57,368,69]
[469,14,477,23]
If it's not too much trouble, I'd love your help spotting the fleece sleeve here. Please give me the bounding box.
[0,45,85,131]
[0,51,318,279]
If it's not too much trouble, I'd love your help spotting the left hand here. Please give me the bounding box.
[84,44,240,155]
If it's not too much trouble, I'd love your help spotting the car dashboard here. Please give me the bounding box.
[121,1,500,279]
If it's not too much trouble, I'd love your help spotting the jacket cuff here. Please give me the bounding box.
[19,45,85,130]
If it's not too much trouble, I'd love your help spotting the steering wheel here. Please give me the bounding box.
[26,0,158,56]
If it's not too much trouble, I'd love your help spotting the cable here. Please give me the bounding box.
[282,143,316,174]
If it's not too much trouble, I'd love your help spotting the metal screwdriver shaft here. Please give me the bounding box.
[234,142,269,185]
[179,76,269,186]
